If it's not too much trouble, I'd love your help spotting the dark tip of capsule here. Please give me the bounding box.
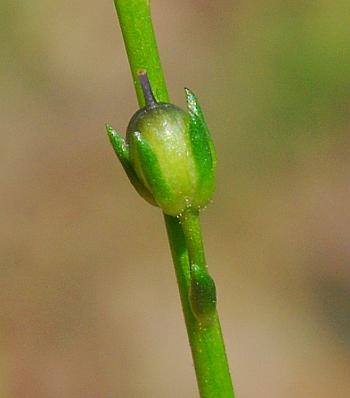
[137,69,157,109]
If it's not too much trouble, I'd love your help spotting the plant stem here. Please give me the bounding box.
[180,210,207,271]
[178,211,235,397]
[114,0,169,105]
[113,1,235,396]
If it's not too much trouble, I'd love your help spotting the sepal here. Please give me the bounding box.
[129,131,174,212]
[185,89,216,207]
[106,124,157,206]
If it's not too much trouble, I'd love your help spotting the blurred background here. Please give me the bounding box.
[1,0,350,397]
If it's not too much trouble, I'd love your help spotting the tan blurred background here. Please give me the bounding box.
[1,0,350,397]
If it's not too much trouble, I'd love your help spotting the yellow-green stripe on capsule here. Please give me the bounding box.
[106,70,216,217]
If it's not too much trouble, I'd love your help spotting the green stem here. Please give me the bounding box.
[180,210,207,271]
[114,0,169,105]
[113,1,235,396]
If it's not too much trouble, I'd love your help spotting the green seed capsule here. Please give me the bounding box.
[107,70,216,217]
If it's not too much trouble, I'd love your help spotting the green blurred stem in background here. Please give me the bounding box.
[113,1,235,396]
